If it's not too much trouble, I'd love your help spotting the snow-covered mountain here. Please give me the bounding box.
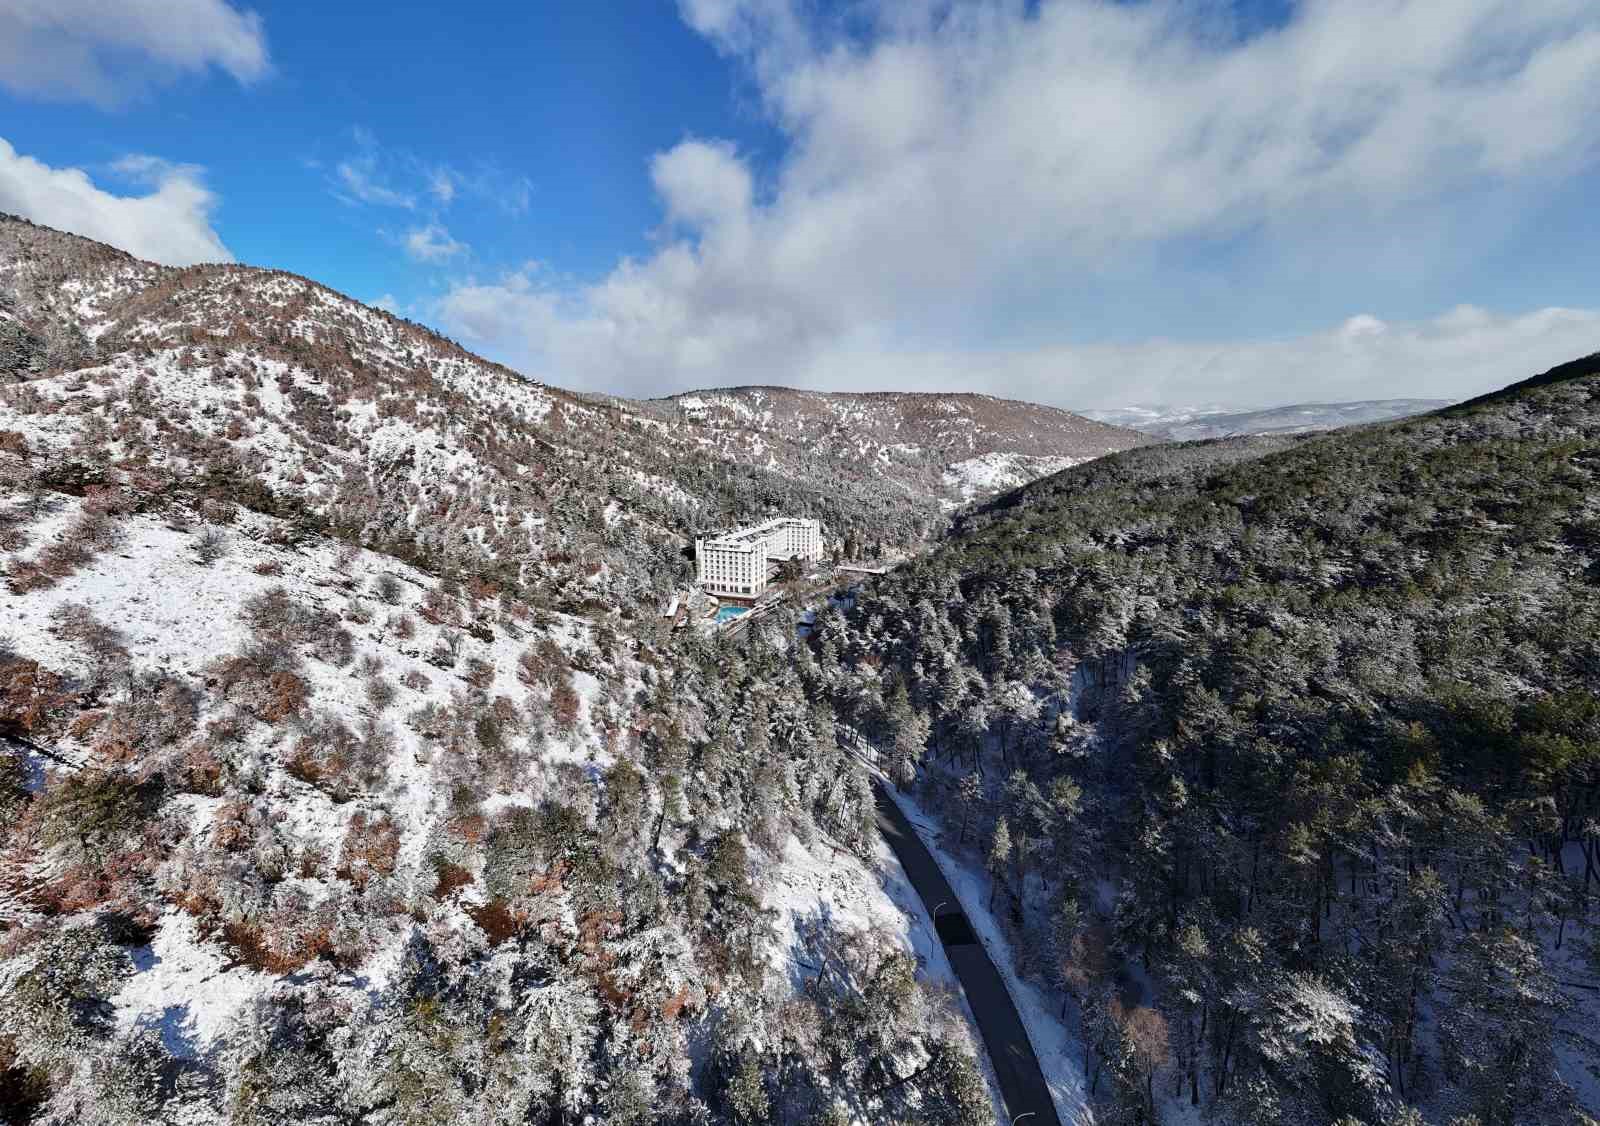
[0,214,1035,1122]
[606,385,1147,509]
[1083,398,1452,440]
[0,214,1140,613]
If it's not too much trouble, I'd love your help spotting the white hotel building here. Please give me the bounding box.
[696,517,823,599]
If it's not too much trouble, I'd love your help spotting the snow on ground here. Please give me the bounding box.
[763,829,1008,1123]
[113,911,254,1054]
[887,786,1090,1125]
[3,498,623,1054]
[943,452,1085,504]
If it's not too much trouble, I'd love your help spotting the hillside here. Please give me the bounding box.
[0,215,1031,1123]
[1084,398,1451,440]
[0,214,1137,628]
[815,361,1600,1124]
[635,386,1146,505]
[0,214,955,615]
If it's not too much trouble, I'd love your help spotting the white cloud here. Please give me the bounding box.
[402,223,467,263]
[796,305,1600,410]
[428,168,456,205]
[438,0,1600,405]
[330,133,531,233]
[0,137,231,265]
[335,159,415,210]
[439,265,1600,407]
[652,140,752,233]
[0,0,268,105]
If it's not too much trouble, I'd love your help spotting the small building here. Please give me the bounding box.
[696,517,823,600]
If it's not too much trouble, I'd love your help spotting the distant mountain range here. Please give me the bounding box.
[1081,398,1453,440]
[609,385,1149,506]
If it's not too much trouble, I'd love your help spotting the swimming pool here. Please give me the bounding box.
[715,605,749,623]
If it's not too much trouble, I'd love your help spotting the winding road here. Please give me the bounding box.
[874,782,1062,1125]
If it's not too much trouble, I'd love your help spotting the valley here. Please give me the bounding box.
[0,215,1131,1125]
[1,212,1598,1126]
[3,3,1598,1123]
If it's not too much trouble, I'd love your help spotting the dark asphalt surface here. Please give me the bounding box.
[874,782,1062,1125]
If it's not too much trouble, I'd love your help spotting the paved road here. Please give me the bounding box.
[874,782,1062,1125]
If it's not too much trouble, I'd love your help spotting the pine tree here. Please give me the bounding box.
[987,816,1013,911]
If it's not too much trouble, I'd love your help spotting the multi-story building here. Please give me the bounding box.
[696,517,823,599]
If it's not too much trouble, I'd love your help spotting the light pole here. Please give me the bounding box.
[915,902,948,961]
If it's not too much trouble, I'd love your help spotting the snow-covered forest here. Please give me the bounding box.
[3,210,1598,1125]
[815,356,1600,1124]
[0,214,1089,1124]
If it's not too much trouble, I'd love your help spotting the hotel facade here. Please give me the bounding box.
[696,517,823,599]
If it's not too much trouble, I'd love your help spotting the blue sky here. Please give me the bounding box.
[0,2,778,307]
[1,1,1598,408]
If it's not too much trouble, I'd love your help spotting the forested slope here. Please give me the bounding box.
[817,356,1600,1125]
[0,215,1000,1123]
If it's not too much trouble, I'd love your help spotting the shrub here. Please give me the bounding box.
[222,919,331,976]
[0,925,130,1068]
[284,713,390,800]
[33,459,107,496]
[307,624,355,667]
[241,587,353,664]
[48,603,129,688]
[169,743,226,796]
[418,586,459,626]
[193,527,228,565]
[212,650,310,724]
[296,844,328,880]
[0,659,73,738]
[516,639,566,689]
[36,770,162,856]
[259,671,309,723]
[337,813,399,890]
[373,573,404,605]
[464,899,519,946]
[243,586,313,641]
[464,657,494,691]
[552,679,581,734]
[90,675,200,759]
[431,856,474,899]
[210,799,261,853]
[364,676,397,712]
[474,712,503,750]
[0,1036,50,1123]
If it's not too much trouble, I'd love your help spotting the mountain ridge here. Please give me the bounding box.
[815,351,1600,1125]
[1083,397,1453,440]
[0,212,1014,1123]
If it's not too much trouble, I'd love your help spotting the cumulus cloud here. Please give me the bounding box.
[402,223,467,262]
[800,305,1600,410]
[0,137,231,265]
[0,0,268,105]
[437,0,1600,404]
